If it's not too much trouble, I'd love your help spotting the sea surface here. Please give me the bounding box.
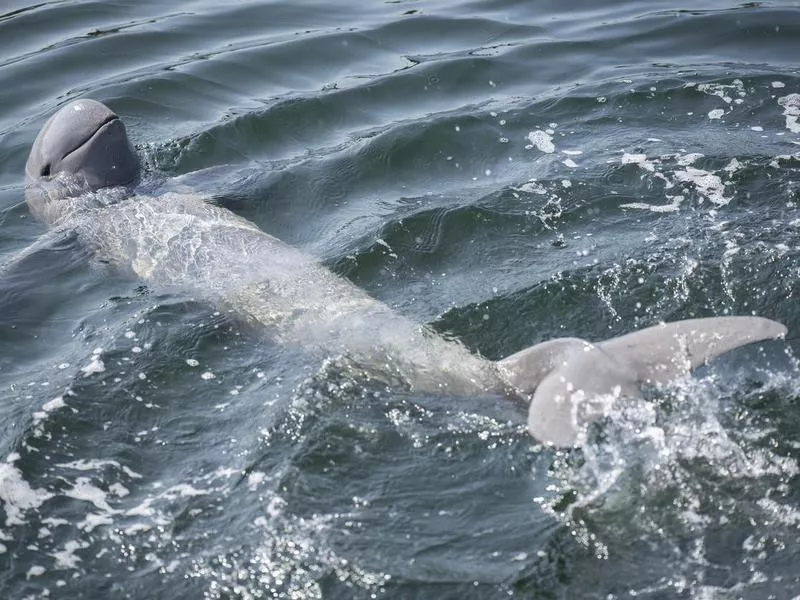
[1,0,800,598]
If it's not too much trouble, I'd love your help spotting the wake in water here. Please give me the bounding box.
[537,347,800,598]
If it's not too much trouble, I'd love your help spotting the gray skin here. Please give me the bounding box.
[23,99,788,447]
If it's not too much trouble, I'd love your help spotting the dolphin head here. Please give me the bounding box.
[25,99,139,222]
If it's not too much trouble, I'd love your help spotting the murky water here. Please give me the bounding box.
[1,1,799,598]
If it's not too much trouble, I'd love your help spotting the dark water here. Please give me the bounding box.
[1,0,800,598]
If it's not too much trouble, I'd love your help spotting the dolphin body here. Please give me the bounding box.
[21,99,787,447]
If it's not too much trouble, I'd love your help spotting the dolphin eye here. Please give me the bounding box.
[40,164,51,177]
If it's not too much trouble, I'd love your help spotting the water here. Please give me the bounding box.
[1,0,799,598]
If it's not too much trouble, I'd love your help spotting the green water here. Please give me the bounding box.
[1,1,799,598]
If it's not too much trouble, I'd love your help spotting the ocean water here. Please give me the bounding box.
[1,0,800,598]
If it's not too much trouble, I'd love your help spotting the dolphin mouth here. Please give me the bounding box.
[59,113,139,187]
[60,113,121,163]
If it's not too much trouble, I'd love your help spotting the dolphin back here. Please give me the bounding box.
[498,316,787,447]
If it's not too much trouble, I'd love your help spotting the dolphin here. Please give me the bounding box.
[21,98,787,447]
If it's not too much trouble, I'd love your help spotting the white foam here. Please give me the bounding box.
[26,565,46,578]
[621,195,684,213]
[80,356,105,376]
[676,153,703,166]
[724,158,742,174]
[163,559,180,574]
[0,462,54,526]
[78,512,114,533]
[620,152,655,171]
[56,458,120,471]
[50,540,89,570]
[675,167,730,205]
[64,477,117,513]
[122,466,143,479]
[697,79,746,104]
[513,179,547,195]
[526,130,555,153]
[125,497,156,518]
[777,93,800,134]
[109,482,130,498]
[32,395,67,428]
[163,483,210,498]
[247,471,267,490]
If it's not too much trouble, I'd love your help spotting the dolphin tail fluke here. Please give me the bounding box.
[597,316,787,384]
[497,316,787,448]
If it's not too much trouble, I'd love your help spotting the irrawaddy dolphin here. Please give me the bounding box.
[20,98,787,447]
